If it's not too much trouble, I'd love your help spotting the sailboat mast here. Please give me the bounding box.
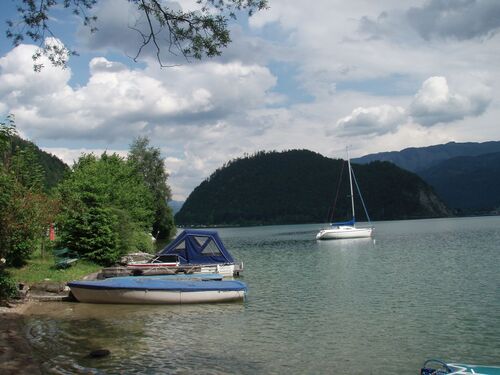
[346,147,355,223]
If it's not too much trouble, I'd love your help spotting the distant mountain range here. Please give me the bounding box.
[168,200,184,214]
[353,141,500,213]
[353,141,500,172]
[175,150,450,226]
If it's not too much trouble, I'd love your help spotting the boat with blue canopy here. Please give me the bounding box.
[127,229,243,276]
[421,359,500,375]
[68,277,247,304]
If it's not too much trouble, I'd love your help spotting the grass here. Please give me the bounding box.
[7,253,102,284]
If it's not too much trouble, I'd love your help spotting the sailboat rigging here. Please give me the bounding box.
[316,148,373,240]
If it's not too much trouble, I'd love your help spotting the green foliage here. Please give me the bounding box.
[0,115,64,299]
[0,170,57,267]
[1,115,68,192]
[129,231,155,254]
[0,114,17,162]
[175,150,450,226]
[128,137,175,240]
[10,144,45,191]
[9,136,69,191]
[108,207,155,255]
[0,268,18,301]
[6,0,268,70]
[0,116,59,270]
[57,152,155,265]
[58,207,120,266]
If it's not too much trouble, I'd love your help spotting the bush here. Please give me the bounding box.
[109,207,155,254]
[0,268,18,301]
[56,153,157,265]
[59,207,120,266]
[131,231,155,253]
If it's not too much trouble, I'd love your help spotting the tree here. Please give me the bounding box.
[57,152,156,265]
[128,136,175,240]
[0,114,16,166]
[0,115,58,268]
[6,0,268,71]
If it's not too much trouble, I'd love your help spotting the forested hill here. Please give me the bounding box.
[419,152,500,212]
[10,136,69,190]
[175,150,450,226]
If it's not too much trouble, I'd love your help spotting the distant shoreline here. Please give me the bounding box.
[176,212,500,229]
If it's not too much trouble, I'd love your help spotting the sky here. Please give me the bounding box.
[1,0,499,200]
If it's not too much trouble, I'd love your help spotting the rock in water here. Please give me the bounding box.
[87,349,110,358]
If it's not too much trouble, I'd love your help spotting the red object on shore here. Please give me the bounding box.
[49,223,55,241]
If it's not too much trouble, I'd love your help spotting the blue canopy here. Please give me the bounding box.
[331,219,355,227]
[159,229,235,265]
[68,278,247,292]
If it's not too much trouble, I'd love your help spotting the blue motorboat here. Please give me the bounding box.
[421,359,500,375]
[68,277,247,304]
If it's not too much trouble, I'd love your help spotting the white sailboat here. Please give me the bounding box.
[316,148,373,240]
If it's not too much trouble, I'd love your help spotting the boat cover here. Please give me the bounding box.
[331,219,355,226]
[68,278,247,292]
[158,229,235,265]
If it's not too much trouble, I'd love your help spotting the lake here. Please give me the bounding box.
[23,216,500,374]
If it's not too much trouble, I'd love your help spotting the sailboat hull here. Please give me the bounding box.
[316,226,373,240]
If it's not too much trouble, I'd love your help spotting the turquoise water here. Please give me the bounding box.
[24,217,500,374]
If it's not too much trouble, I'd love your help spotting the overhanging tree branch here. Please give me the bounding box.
[6,0,268,70]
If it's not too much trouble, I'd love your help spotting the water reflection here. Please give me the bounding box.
[316,237,376,251]
[23,217,500,374]
[25,302,247,374]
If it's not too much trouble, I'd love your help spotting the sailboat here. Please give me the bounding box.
[316,148,373,240]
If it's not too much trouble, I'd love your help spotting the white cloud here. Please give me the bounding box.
[0,44,70,103]
[335,105,406,136]
[330,75,491,138]
[0,42,278,199]
[0,44,277,141]
[409,76,491,126]
[2,0,500,201]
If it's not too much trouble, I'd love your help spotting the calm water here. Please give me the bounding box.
[24,217,500,374]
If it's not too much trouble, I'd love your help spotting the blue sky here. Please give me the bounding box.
[1,0,500,200]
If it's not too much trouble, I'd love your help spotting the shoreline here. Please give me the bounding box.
[0,282,74,375]
[0,299,42,375]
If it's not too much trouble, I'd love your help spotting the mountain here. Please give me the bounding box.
[168,200,184,215]
[353,141,500,213]
[10,136,69,190]
[175,150,450,226]
[419,152,500,212]
[352,141,500,172]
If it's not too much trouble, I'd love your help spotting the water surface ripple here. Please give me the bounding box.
[24,217,500,374]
